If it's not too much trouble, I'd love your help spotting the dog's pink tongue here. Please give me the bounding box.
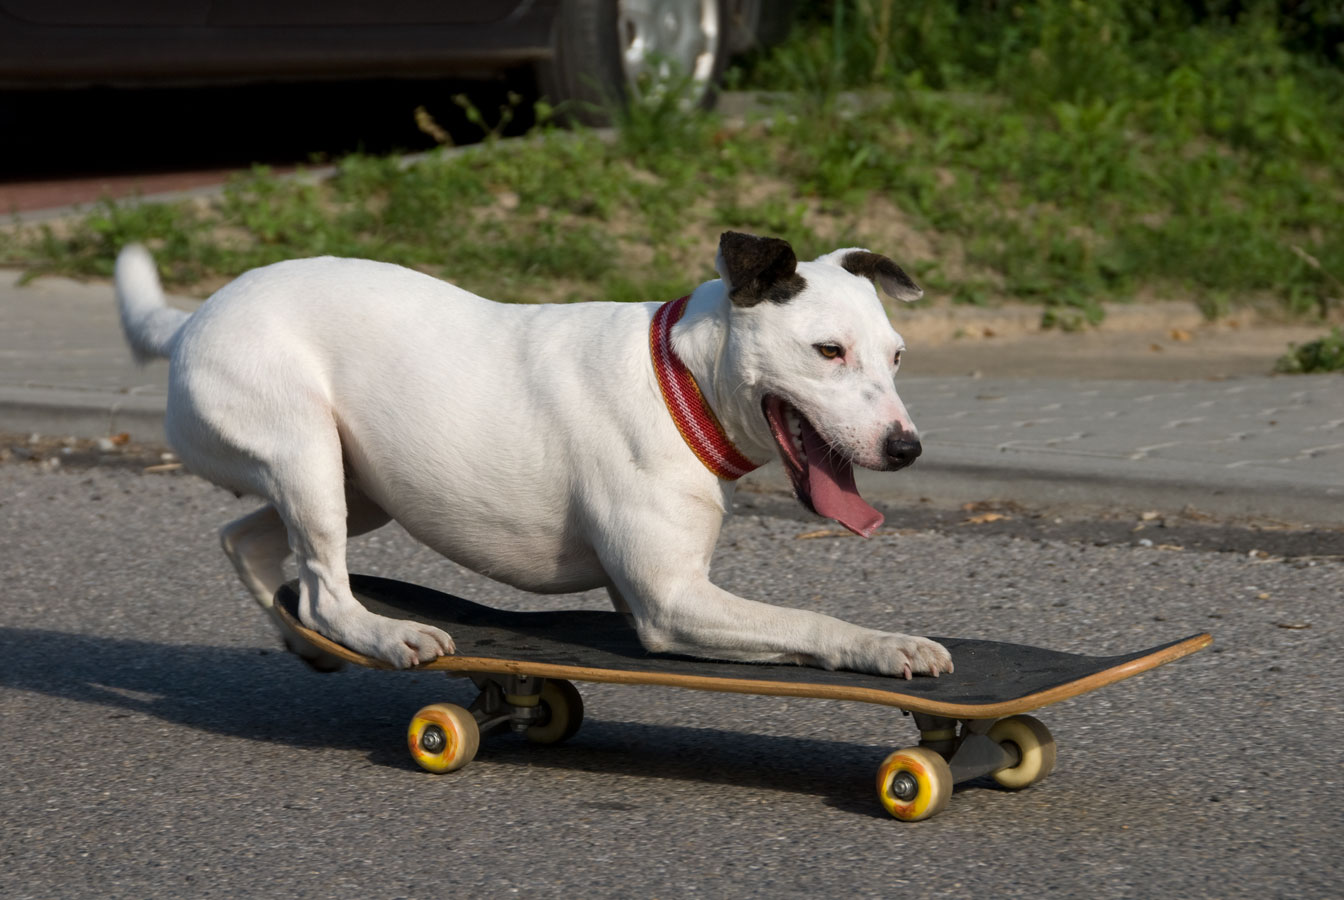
[800,426,884,537]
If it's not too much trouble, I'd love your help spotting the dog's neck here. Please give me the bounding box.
[651,296,762,481]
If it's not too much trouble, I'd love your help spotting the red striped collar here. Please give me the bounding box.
[650,296,762,481]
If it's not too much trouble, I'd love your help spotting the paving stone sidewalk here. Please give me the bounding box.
[859,376,1344,525]
[3,269,1341,525]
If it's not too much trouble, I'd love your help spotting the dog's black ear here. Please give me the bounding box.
[716,231,806,307]
[840,250,923,302]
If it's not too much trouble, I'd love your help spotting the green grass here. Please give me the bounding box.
[2,0,1341,328]
[737,0,1344,324]
[1276,327,1344,373]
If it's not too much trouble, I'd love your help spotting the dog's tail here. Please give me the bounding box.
[114,244,191,362]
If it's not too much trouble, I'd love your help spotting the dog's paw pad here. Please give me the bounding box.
[857,633,953,679]
[906,636,954,677]
[381,621,456,668]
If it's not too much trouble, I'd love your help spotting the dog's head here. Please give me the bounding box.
[711,231,923,536]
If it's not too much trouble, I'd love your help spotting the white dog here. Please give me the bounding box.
[115,232,953,679]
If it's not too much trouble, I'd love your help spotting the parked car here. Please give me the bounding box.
[0,0,796,119]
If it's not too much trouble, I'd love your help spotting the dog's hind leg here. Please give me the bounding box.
[221,496,387,672]
[221,505,290,611]
[606,585,637,629]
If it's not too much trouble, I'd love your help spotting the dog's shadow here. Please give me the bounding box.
[0,626,946,819]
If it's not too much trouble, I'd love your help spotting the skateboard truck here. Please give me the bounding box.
[916,713,1020,783]
[406,674,586,775]
[876,711,1060,820]
[467,674,552,736]
[413,675,550,757]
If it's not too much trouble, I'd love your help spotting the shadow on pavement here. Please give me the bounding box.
[1,625,943,818]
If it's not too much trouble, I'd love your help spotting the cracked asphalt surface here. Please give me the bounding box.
[2,459,1340,899]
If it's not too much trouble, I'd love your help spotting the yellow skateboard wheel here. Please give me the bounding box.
[407,703,480,773]
[525,680,585,745]
[988,715,1056,789]
[876,746,953,821]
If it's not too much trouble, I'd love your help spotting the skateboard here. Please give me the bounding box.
[274,574,1211,821]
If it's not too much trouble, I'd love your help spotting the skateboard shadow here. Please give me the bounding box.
[0,626,440,752]
[464,721,941,820]
[0,626,934,818]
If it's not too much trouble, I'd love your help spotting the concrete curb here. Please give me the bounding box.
[0,385,168,441]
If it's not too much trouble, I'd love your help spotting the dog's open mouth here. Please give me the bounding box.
[763,395,884,537]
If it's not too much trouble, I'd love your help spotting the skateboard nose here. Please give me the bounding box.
[885,435,922,469]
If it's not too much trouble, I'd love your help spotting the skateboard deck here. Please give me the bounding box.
[275,574,1211,821]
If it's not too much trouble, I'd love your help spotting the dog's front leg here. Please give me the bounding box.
[597,509,952,679]
[632,575,951,679]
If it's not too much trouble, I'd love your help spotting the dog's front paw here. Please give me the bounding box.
[369,620,457,669]
[330,616,456,669]
[850,633,954,680]
[900,635,954,679]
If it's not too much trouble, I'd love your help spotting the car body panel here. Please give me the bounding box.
[0,0,557,86]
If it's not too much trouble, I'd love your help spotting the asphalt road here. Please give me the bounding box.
[2,460,1341,899]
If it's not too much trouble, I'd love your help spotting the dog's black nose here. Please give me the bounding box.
[886,436,922,468]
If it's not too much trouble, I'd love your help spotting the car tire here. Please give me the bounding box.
[537,0,729,123]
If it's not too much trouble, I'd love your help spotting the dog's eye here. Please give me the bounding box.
[815,343,844,360]
[893,350,903,368]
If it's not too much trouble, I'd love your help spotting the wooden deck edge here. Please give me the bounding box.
[275,602,1212,719]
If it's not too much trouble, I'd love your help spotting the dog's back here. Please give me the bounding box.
[145,253,668,593]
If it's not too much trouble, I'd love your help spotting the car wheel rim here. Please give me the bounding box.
[618,0,721,99]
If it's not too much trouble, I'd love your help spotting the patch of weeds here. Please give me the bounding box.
[450,91,528,144]
[601,269,703,305]
[613,67,722,177]
[13,198,208,282]
[774,105,897,205]
[510,220,613,282]
[480,130,620,219]
[1275,327,1344,373]
[714,195,810,240]
[1041,300,1105,333]
[1194,291,1233,321]
[950,282,993,307]
[372,152,493,235]
[327,153,404,202]
[219,168,348,256]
